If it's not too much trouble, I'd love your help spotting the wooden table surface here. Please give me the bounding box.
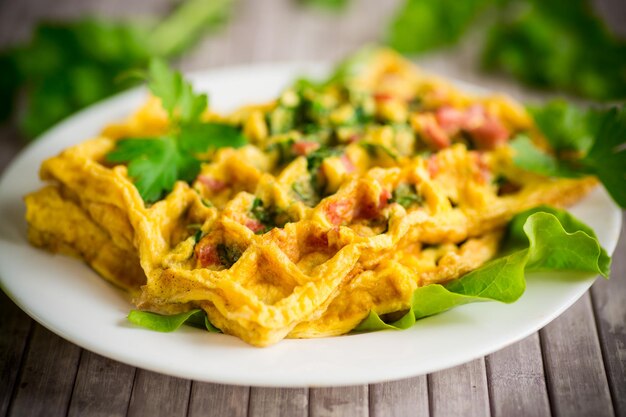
[1,1,625,416]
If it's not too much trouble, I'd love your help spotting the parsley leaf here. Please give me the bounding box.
[179,123,247,153]
[512,102,626,208]
[106,59,247,203]
[107,137,200,203]
[148,58,208,123]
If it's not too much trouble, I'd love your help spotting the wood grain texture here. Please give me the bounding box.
[126,370,191,417]
[591,211,626,417]
[248,387,307,417]
[0,294,33,417]
[486,333,550,417]
[428,359,490,417]
[369,377,429,417]
[67,351,136,417]
[309,386,368,417]
[188,382,249,417]
[7,324,81,417]
[541,293,614,417]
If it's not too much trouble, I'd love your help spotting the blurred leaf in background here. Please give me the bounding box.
[386,0,626,101]
[0,0,234,139]
[481,0,626,100]
[299,0,349,11]
[388,0,491,53]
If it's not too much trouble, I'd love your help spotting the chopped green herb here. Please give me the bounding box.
[292,180,319,207]
[305,146,344,195]
[250,198,272,225]
[359,142,398,160]
[305,146,344,174]
[249,198,290,233]
[392,184,423,208]
[193,229,204,244]
[266,137,296,165]
[216,243,242,268]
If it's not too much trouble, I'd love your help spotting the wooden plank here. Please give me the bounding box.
[248,387,307,417]
[370,376,429,417]
[126,370,191,417]
[540,292,614,417]
[485,333,551,417]
[188,383,249,417]
[0,0,170,48]
[590,211,626,417]
[0,294,33,416]
[66,351,135,417]
[428,358,490,417]
[309,386,368,417]
[7,324,81,417]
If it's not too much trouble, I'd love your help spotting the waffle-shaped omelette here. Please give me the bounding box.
[25,49,596,346]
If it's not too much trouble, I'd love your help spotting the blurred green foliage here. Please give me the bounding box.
[482,0,626,100]
[388,0,491,53]
[387,0,626,100]
[0,0,233,139]
[300,0,349,11]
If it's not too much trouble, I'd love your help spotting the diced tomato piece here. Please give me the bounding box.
[459,105,509,149]
[245,218,265,233]
[420,115,451,150]
[468,116,509,150]
[196,242,220,267]
[379,188,392,208]
[427,156,439,178]
[460,104,485,130]
[292,141,320,156]
[472,152,491,183]
[341,154,356,173]
[435,106,465,136]
[198,175,227,192]
[374,92,393,101]
[326,200,353,225]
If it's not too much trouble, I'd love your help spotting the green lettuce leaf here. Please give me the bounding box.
[355,206,609,332]
[512,102,626,208]
[128,309,221,333]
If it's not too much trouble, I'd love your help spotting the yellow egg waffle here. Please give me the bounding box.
[25,49,596,346]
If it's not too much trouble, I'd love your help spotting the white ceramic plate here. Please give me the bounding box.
[0,63,621,387]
